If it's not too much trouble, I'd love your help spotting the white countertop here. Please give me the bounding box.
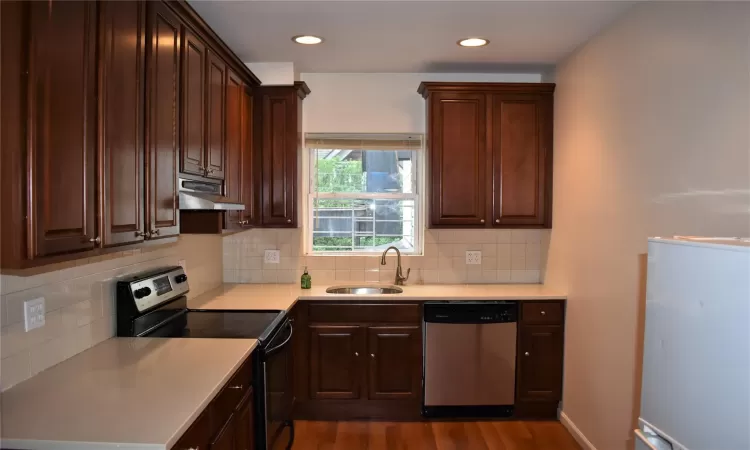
[0,337,258,450]
[189,283,567,311]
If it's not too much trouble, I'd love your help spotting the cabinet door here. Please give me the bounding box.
[241,89,255,226]
[210,415,236,450]
[180,29,206,176]
[234,392,255,450]
[99,0,147,247]
[28,0,98,257]
[171,411,210,450]
[428,92,488,227]
[205,51,226,180]
[367,326,421,400]
[224,69,246,230]
[309,325,364,399]
[517,325,563,402]
[491,94,552,227]
[145,1,181,239]
[259,89,297,227]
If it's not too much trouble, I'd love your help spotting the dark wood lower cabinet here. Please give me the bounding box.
[292,300,565,421]
[171,358,254,450]
[367,326,421,400]
[309,325,364,400]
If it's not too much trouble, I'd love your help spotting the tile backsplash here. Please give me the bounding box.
[223,228,550,285]
[0,234,223,391]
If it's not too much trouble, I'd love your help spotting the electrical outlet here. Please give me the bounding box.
[264,249,281,264]
[466,251,482,265]
[24,297,45,332]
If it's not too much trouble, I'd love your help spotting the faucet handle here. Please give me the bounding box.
[403,267,411,282]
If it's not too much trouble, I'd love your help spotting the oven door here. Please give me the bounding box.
[262,319,294,450]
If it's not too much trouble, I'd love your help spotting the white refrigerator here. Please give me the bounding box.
[637,237,750,450]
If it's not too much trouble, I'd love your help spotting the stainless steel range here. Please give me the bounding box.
[116,266,294,450]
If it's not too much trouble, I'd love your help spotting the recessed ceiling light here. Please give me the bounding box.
[292,35,323,45]
[458,38,489,48]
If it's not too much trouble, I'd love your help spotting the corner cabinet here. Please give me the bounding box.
[255,82,310,228]
[419,82,554,228]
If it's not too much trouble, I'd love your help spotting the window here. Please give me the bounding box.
[306,134,422,254]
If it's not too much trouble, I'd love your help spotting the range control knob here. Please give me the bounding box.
[174,274,188,284]
[134,287,152,299]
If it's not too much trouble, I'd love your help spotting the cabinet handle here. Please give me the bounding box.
[480,219,485,223]
[150,229,160,236]
[135,230,148,238]
[228,385,243,390]
[89,236,101,244]
[206,168,215,175]
[354,352,359,357]
[524,352,530,356]
[495,219,500,224]
[370,353,375,358]
[541,310,546,316]
[286,219,292,223]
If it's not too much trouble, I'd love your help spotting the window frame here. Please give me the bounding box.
[305,144,422,256]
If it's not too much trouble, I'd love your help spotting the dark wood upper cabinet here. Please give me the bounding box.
[181,28,207,177]
[419,82,555,228]
[491,94,552,227]
[256,82,309,227]
[367,326,421,400]
[205,51,227,180]
[28,0,99,257]
[309,325,364,400]
[427,92,487,226]
[224,69,251,230]
[145,1,181,240]
[99,0,147,248]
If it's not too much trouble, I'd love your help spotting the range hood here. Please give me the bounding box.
[178,178,244,211]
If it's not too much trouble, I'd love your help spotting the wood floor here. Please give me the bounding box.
[292,420,582,450]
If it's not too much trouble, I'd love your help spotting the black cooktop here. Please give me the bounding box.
[180,309,285,342]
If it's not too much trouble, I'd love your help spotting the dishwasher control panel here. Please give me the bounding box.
[423,301,517,323]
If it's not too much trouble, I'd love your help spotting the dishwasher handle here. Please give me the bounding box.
[423,301,518,324]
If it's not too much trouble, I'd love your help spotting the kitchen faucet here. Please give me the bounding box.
[380,246,410,286]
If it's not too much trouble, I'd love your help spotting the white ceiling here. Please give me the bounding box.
[188,1,635,73]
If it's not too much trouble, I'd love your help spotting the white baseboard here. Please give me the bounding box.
[560,411,597,450]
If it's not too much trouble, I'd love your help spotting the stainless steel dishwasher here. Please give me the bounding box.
[423,301,518,418]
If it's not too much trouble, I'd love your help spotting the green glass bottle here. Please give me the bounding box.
[301,266,312,289]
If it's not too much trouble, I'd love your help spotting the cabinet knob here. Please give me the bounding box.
[89,236,101,244]
[135,230,148,238]
[480,219,485,223]
[150,229,160,236]
[286,219,292,223]
[541,310,546,316]
[354,352,359,357]
[524,352,530,356]
[206,168,215,175]
[370,353,375,358]
[495,219,500,224]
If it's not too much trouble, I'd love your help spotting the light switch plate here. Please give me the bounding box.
[24,297,45,332]
[466,251,482,265]
[264,250,281,264]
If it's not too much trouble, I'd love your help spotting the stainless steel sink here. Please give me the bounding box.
[326,285,403,295]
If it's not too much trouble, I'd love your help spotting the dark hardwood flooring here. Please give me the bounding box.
[292,420,581,450]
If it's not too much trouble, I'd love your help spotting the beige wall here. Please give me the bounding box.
[547,2,750,449]
[0,235,223,391]
[223,228,549,285]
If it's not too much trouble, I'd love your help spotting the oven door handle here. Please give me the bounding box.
[265,322,293,356]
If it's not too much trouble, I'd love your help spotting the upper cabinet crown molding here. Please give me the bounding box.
[420,82,555,229]
[418,82,556,98]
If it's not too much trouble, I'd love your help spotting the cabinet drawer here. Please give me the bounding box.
[171,410,210,450]
[210,358,252,435]
[308,303,421,324]
[521,302,564,324]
